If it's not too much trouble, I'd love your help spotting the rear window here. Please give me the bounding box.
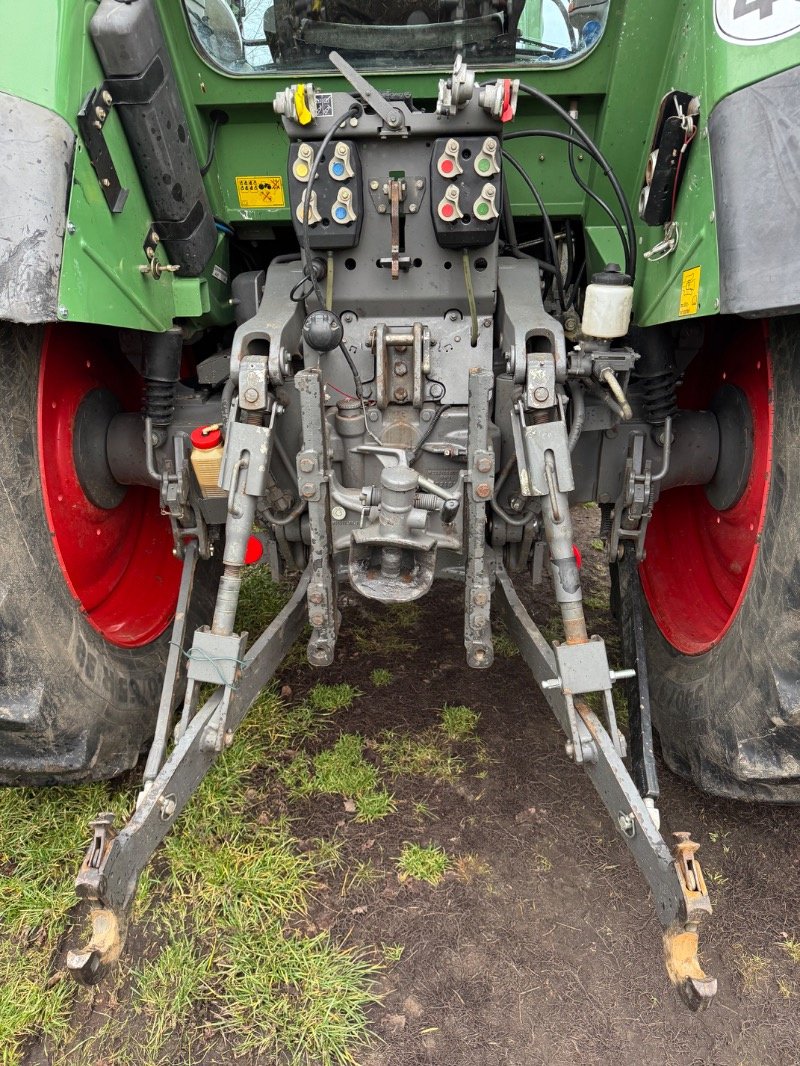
[183,0,609,76]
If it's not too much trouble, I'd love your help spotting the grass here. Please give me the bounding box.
[378,729,465,781]
[439,704,480,741]
[313,734,379,796]
[308,683,361,712]
[396,843,450,886]
[353,627,418,656]
[355,789,397,823]
[370,668,393,687]
[735,951,770,993]
[492,624,519,659]
[0,564,380,1066]
[382,943,405,962]
[779,937,800,963]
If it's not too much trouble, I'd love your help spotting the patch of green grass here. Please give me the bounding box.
[341,861,382,896]
[312,734,379,797]
[234,564,293,644]
[540,615,563,645]
[165,824,316,924]
[378,729,465,781]
[353,627,419,656]
[313,837,345,872]
[308,683,361,712]
[370,668,392,687]
[584,593,610,611]
[132,916,215,1059]
[354,789,396,824]
[213,925,380,1064]
[412,800,435,820]
[396,843,450,886]
[388,603,421,629]
[780,937,800,964]
[382,943,405,962]
[492,624,518,659]
[439,704,480,741]
[0,783,135,1061]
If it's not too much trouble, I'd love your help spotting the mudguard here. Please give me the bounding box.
[0,92,75,324]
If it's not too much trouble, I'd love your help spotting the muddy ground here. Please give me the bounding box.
[30,510,800,1064]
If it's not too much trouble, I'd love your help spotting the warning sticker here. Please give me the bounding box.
[235,176,285,209]
[679,266,701,317]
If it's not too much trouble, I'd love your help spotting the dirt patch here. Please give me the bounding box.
[23,509,800,1065]
[267,510,800,1066]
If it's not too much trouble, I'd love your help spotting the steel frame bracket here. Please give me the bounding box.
[67,569,311,986]
[494,563,716,1011]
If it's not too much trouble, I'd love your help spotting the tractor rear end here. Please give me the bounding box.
[2,0,800,1012]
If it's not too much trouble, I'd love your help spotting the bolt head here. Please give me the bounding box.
[394,387,408,402]
[368,410,379,422]
[66,222,76,235]
[299,457,314,473]
[310,611,325,627]
[378,204,387,214]
[415,179,424,190]
[533,386,550,403]
[309,591,323,605]
[57,306,69,319]
[476,456,492,474]
[393,361,408,377]
[370,180,379,190]
[101,178,111,188]
[331,505,347,521]
[476,482,491,499]
[409,203,417,213]
[448,312,459,322]
[301,482,315,498]
[473,590,488,607]
[244,387,259,403]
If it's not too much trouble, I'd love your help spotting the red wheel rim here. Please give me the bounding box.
[37,325,181,648]
[640,320,773,656]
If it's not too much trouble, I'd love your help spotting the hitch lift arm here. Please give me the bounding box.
[67,568,310,985]
[494,564,717,1011]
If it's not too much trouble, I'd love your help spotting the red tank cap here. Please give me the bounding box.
[573,544,582,569]
[245,536,264,565]
[190,425,222,450]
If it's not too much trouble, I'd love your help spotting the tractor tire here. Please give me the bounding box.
[640,315,800,802]
[0,323,219,785]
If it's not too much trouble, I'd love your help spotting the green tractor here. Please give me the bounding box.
[2,0,799,1010]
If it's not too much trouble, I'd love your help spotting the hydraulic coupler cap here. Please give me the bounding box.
[190,425,222,450]
[591,262,632,286]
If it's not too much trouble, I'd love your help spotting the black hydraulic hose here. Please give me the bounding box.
[502,150,566,312]
[567,141,629,269]
[507,87,637,282]
[504,128,631,276]
[501,173,525,259]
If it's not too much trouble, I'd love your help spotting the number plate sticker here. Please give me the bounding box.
[715,0,800,45]
[235,176,286,209]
